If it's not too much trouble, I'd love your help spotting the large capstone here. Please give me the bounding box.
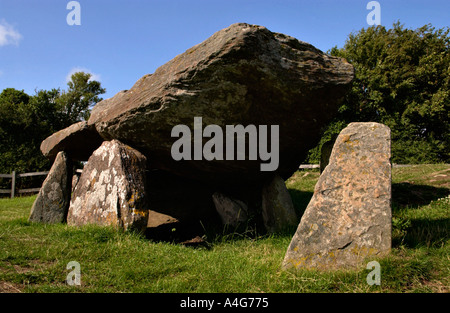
[88,22,354,191]
[283,122,392,270]
[67,140,148,233]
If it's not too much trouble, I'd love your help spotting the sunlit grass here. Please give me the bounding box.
[0,165,448,293]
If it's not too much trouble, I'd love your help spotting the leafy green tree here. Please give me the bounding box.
[0,72,105,177]
[308,22,449,164]
[56,72,106,126]
[0,88,44,174]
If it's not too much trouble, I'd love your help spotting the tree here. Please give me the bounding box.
[0,88,46,174]
[308,22,450,164]
[56,72,106,127]
[0,72,105,176]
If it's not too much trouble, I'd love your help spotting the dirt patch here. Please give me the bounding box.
[427,168,450,188]
[2,259,56,275]
[0,281,23,293]
[420,279,449,293]
[397,166,450,187]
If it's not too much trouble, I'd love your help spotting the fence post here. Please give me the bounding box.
[11,171,16,198]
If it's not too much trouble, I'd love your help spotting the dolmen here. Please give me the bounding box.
[30,23,356,247]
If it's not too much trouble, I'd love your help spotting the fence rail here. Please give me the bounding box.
[299,164,320,169]
[0,164,431,198]
[0,171,49,198]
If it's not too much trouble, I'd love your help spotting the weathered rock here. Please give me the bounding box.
[283,122,392,270]
[180,236,209,248]
[212,192,248,227]
[29,151,72,223]
[145,210,181,241]
[67,140,148,232]
[71,174,80,193]
[88,22,354,189]
[40,121,104,161]
[147,210,180,229]
[262,174,298,233]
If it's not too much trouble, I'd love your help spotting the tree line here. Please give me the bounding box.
[0,72,105,175]
[307,22,449,164]
[0,22,449,179]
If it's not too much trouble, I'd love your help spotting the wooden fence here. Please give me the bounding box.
[0,165,322,199]
[0,164,416,198]
[0,169,85,198]
[0,171,49,198]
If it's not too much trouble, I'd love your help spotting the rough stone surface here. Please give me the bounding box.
[145,210,182,241]
[71,174,80,193]
[88,22,354,189]
[212,192,248,227]
[262,174,298,233]
[41,121,104,161]
[147,210,180,229]
[29,151,72,223]
[283,122,392,270]
[67,140,148,232]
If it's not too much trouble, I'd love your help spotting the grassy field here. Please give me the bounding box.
[0,164,448,293]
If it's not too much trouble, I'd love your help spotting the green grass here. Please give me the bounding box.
[0,165,448,293]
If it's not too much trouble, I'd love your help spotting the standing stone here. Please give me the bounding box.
[212,192,248,227]
[283,122,391,270]
[67,140,148,233]
[262,174,298,233]
[29,151,72,223]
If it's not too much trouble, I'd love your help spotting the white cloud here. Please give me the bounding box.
[0,19,22,46]
[66,67,101,83]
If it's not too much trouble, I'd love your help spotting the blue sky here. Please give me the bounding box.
[0,0,449,100]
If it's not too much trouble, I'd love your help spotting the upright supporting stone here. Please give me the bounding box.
[29,151,72,223]
[67,140,148,233]
[212,192,248,228]
[283,122,391,270]
[262,174,298,233]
